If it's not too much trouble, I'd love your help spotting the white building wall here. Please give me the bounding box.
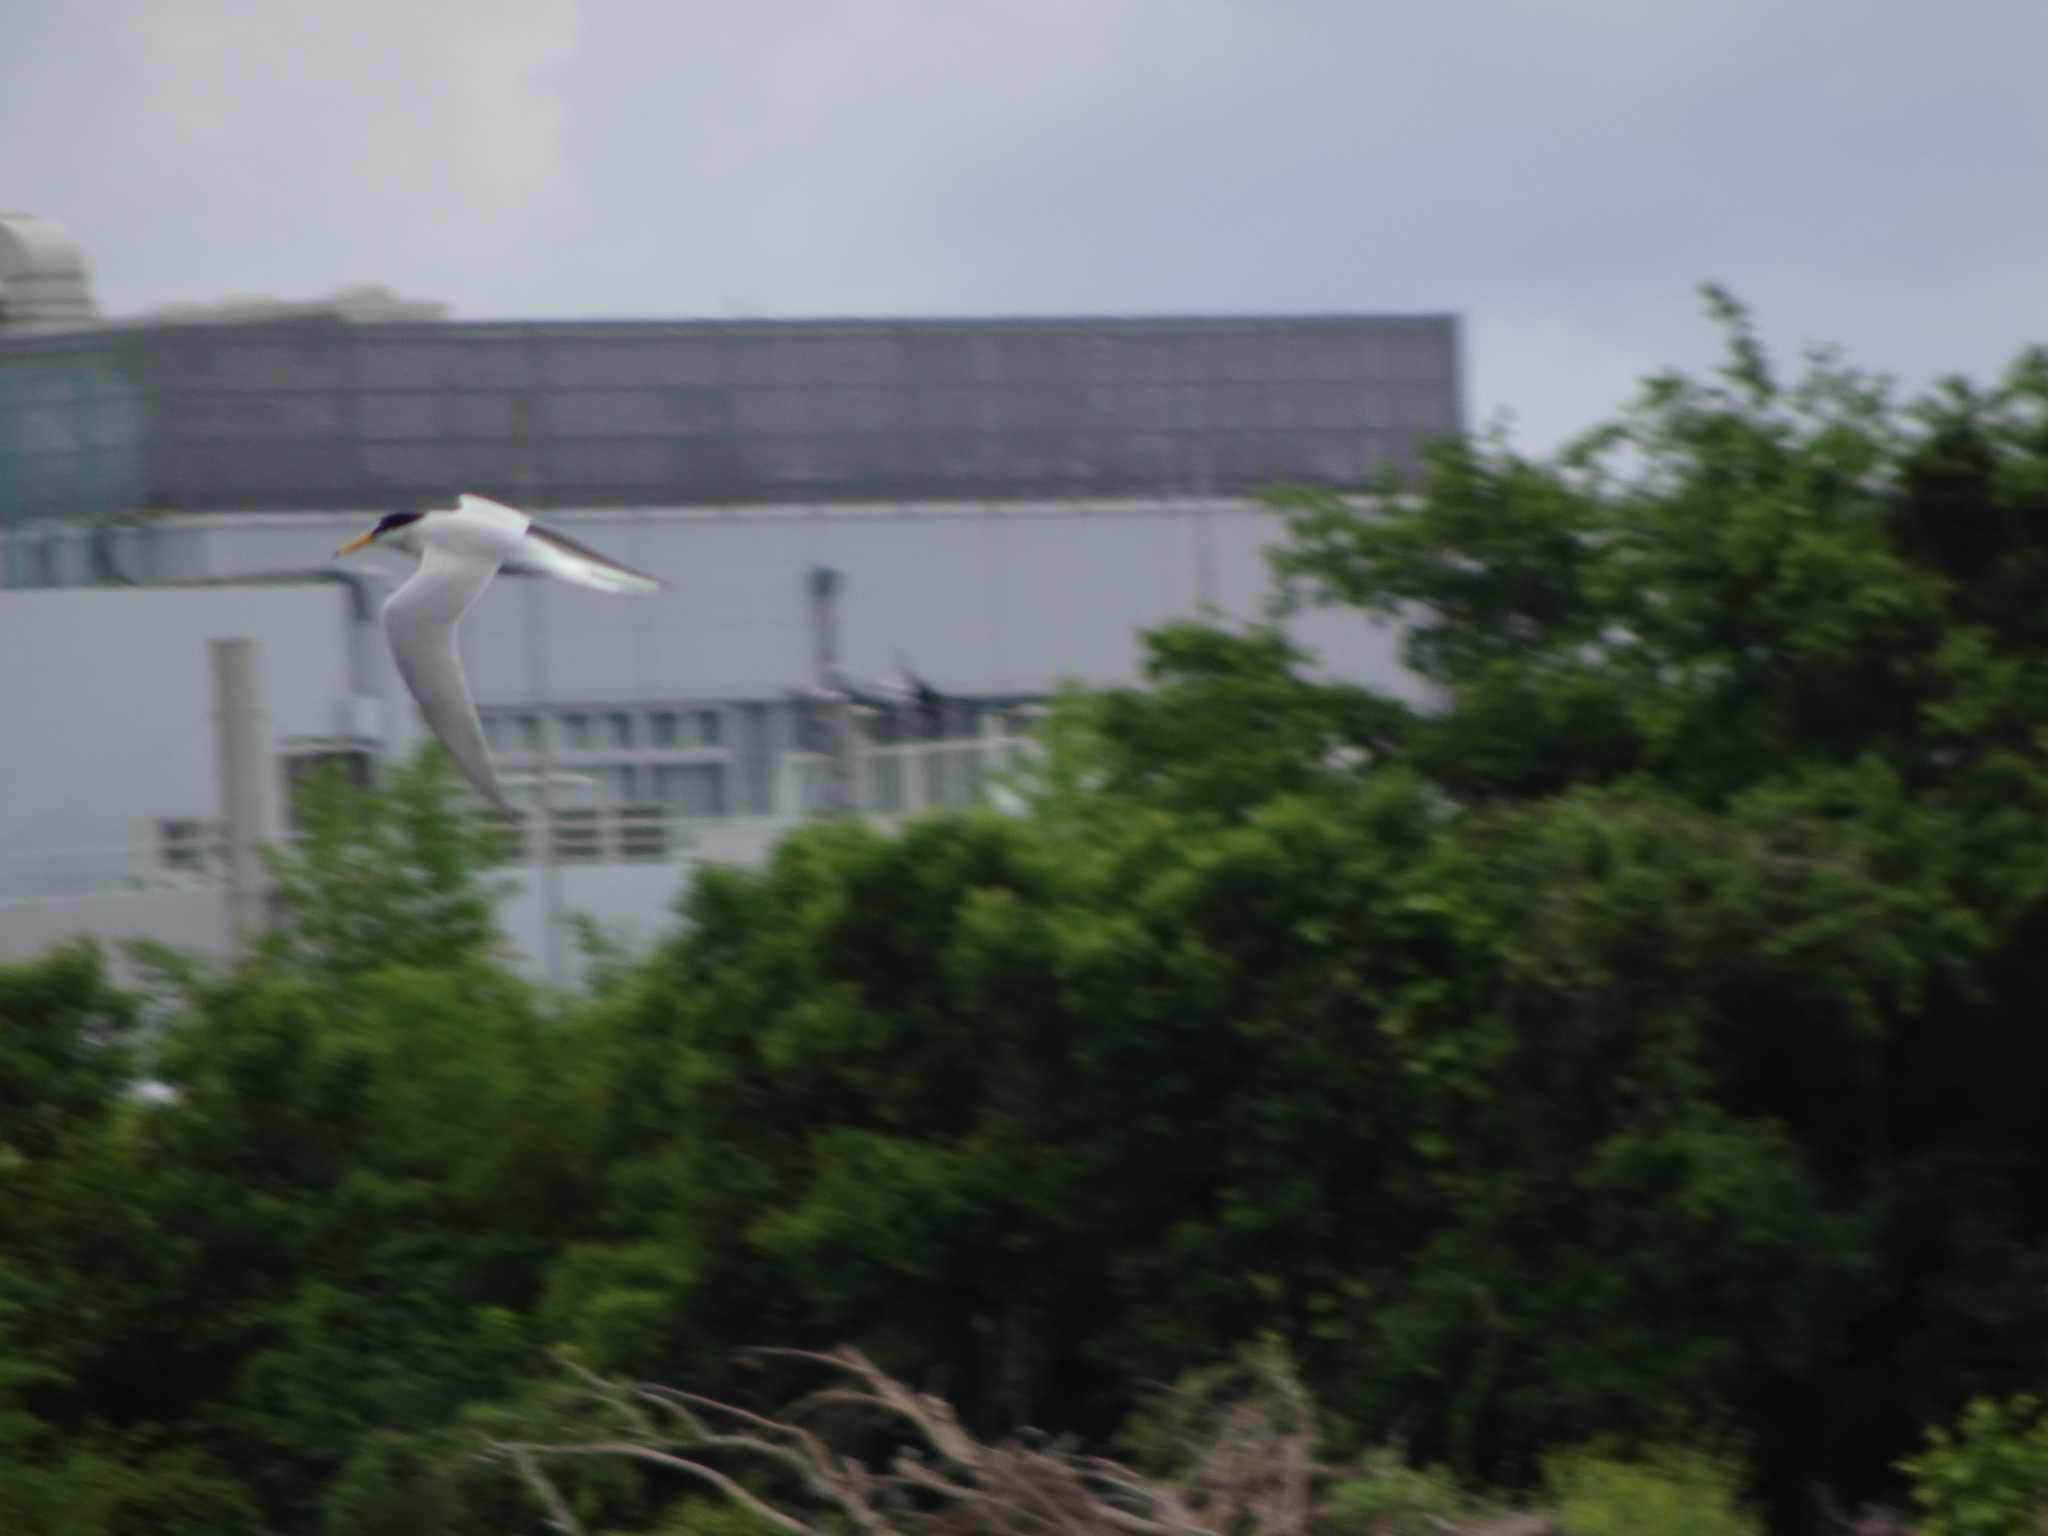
[0,499,1420,983]
[0,586,359,879]
[0,888,228,968]
[494,818,793,971]
[0,585,362,961]
[117,498,1420,705]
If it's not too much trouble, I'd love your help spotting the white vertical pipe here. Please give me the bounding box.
[210,638,271,957]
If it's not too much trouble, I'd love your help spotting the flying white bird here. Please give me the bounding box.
[336,493,662,810]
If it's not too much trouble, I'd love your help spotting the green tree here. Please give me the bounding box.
[0,941,135,1163]
[10,292,2048,1532]
[1904,1395,2048,1536]
[544,289,2048,1521]
[0,753,607,1534]
[261,748,513,979]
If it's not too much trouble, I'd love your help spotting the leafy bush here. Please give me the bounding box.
[1903,1395,2048,1536]
[1322,1447,1469,1533]
[645,1499,783,1536]
[1543,1444,1759,1536]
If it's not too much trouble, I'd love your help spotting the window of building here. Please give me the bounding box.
[603,764,640,804]
[645,706,724,749]
[864,753,905,815]
[559,712,591,751]
[737,703,774,815]
[922,745,986,808]
[606,710,634,749]
[552,808,601,861]
[488,811,532,866]
[481,713,539,753]
[159,819,211,871]
[655,762,727,818]
[617,805,668,862]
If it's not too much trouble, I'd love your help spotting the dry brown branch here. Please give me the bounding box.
[632,1382,876,1519]
[506,1445,585,1536]
[488,1341,1534,1536]
[753,1344,987,1467]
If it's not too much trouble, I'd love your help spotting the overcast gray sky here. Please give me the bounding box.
[5,0,2041,450]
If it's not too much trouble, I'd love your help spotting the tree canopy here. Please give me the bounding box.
[5,291,2048,1532]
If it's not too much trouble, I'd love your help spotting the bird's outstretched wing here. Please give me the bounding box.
[507,519,665,594]
[452,493,533,537]
[382,542,509,810]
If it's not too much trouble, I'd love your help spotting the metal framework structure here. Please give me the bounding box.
[0,312,1462,535]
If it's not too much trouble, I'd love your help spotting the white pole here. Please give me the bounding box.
[210,638,271,957]
[1193,440,1219,612]
[810,565,851,816]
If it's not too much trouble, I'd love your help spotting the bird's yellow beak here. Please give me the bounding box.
[335,530,377,557]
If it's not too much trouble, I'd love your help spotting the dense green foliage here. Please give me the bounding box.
[1321,1448,1470,1534]
[1544,1444,1760,1536]
[1903,1396,2048,1536]
[1,758,597,1533]
[4,294,2048,1530]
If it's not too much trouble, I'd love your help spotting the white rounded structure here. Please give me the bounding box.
[0,213,98,332]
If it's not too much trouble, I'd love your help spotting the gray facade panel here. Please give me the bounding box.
[1,313,1461,527]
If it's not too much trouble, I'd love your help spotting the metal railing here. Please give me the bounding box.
[489,805,711,865]
[782,733,1037,818]
[0,734,1042,899]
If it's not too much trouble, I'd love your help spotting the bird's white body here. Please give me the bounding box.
[341,493,662,811]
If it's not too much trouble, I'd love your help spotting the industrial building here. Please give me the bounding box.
[0,214,1463,979]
